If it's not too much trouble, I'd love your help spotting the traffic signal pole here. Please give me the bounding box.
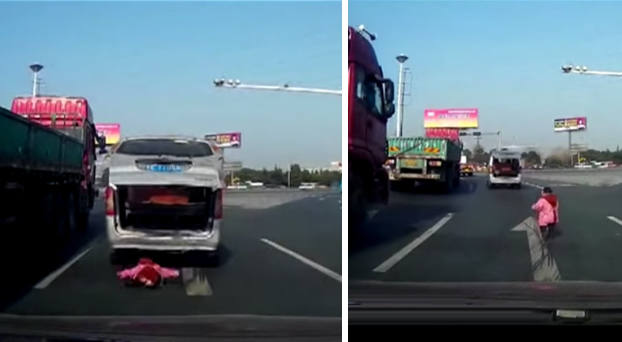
[459,131,502,151]
[214,79,341,96]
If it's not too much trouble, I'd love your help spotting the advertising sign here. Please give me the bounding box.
[424,108,479,129]
[224,161,243,172]
[204,132,242,148]
[95,123,121,145]
[425,128,460,140]
[554,117,587,132]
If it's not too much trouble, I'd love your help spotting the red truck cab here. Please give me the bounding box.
[11,96,98,212]
[348,26,395,228]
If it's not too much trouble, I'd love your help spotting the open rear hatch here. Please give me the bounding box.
[117,186,218,231]
[492,158,520,177]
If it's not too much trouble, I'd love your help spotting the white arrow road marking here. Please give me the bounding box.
[373,213,454,273]
[182,268,213,296]
[511,217,561,282]
[261,238,341,282]
[607,216,622,227]
[35,245,94,289]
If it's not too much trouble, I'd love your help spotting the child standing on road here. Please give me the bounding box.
[531,187,559,238]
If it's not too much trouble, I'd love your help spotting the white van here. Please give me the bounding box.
[488,149,522,189]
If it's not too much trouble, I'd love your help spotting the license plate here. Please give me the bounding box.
[147,164,183,173]
[401,159,420,168]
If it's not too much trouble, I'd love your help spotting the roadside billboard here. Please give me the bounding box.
[224,161,243,172]
[554,117,587,132]
[424,108,479,129]
[204,132,242,148]
[95,123,121,145]
[425,128,460,140]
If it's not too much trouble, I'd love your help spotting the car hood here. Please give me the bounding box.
[350,280,622,309]
[0,314,340,341]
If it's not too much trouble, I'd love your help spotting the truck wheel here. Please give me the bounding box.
[349,171,367,230]
[51,191,68,241]
[443,168,455,193]
[77,211,89,232]
[66,190,78,234]
[76,187,89,232]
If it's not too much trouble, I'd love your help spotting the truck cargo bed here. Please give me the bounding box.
[0,106,83,176]
[388,136,462,161]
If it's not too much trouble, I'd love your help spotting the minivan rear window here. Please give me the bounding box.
[116,139,213,157]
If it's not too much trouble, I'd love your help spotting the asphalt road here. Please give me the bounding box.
[350,173,622,282]
[0,190,341,317]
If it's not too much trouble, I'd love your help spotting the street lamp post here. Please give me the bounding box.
[395,54,408,137]
[29,63,43,97]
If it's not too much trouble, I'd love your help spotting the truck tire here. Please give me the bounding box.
[443,167,455,193]
[50,191,68,241]
[65,190,78,234]
[349,170,367,230]
[77,187,89,232]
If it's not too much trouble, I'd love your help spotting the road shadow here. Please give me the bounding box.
[349,203,454,254]
[110,245,232,269]
[390,177,479,196]
[0,220,101,311]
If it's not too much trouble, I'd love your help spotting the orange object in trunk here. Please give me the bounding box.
[146,195,189,205]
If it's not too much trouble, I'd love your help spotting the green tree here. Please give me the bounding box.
[521,151,542,167]
[463,148,473,161]
[472,144,490,164]
[289,164,303,187]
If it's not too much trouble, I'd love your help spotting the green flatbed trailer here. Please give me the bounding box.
[387,137,463,191]
[0,106,83,176]
[0,105,88,234]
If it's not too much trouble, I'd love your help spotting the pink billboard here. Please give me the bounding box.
[204,132,241,148]
[95,123,121,145]
[424,108,479,129]
[425,128,460,140]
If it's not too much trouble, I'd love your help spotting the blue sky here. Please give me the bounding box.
[350,1,622,154]
[0,1,340,169]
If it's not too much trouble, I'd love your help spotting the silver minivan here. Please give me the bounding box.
[488,149,522,189]
[104,136,225,263]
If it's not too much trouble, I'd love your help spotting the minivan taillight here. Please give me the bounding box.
[214,190,223,219]
[105,186,115,216]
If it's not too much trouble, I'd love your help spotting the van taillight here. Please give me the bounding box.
[105,187,115,216]
[214,190,223,219]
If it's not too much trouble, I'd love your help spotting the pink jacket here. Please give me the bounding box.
[532,197,555,227]
[117,258,179,287]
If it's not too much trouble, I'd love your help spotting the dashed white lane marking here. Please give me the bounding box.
[260,238,341,282]
[182,268,213,296]
[511,216,561,282]
[524,182,544,190]
[368,209,380,220]
[373,213,454,273]
[607,216,622,226]
[34,246,94,289]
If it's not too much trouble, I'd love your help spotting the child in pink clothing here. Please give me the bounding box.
[531,187,559,238]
